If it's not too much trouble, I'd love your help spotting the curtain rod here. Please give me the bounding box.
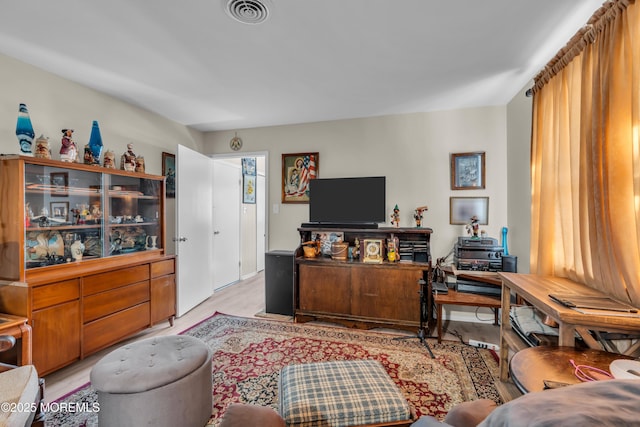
[527,0,633,96]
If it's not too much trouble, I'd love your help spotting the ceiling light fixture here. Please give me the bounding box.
[225,0,270,25]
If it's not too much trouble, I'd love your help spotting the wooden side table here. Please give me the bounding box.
[0,313,32,365]
[509,346,633,393]
[432,289,501,342]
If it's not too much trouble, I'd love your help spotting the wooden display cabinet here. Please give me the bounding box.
[0,155,176,375]
[295,226,432,330]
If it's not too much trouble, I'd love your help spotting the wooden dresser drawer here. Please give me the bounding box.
[83,281,150,323]
[32,279,80,310]
[151,259,174,278]
[82,264,150,296]
[83,302,150,355]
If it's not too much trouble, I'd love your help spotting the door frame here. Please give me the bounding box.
[210,151,269,275]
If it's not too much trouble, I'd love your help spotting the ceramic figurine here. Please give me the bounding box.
[135,156,145,173]
[33,134,51,159]
[390,204,400,228]
[60,129,78,162]
[466,215,480,238]
[413,205,428,228]
[103,149,116,169]
[70,239,85,261]
[88,120,103,165]
[83,144,95,165]
[16,103,35,155]
[121,143,136,171]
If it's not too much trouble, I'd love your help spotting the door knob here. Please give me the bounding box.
[214,231,221,235]
[173,237,187,242]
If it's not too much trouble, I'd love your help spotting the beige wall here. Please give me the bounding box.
[0,53,204,254]
[506,84,534,273]
[203,107,510,266]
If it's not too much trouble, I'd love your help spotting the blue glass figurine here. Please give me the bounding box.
[16,103,35,155]
[501,226,509,256]
[88,120,103,165]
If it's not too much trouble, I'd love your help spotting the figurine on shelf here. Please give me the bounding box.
[387,239,397,262]
[354,237,360,260]
[135,156,145,173]
[103,149,116,169]
[466,215,480,239]
[390,204,400,228]
[413,205,428,228]
[33,134,51,159]
[16,103,35,156]
[87,120,103,165]
[70,239,85,261]
[60,129,78,162]
[121,143,136,171]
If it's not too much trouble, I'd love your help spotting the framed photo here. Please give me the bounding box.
[451,151,485,190]
[362,239,384,264]
[50,201,69,221]
[50,172,69,196]
[450,197,489,225]
[162,152,176,198]
[311,231,344,256]
[282,152,319,204]
[242,157,256,176]
[243,174,256,204]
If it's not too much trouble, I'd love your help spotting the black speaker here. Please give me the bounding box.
[502,255,518,273]
[265,251,294,316]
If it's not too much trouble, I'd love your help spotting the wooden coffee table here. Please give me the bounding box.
[509,346,633,393]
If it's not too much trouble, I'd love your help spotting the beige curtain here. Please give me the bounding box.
[530,0,640,305]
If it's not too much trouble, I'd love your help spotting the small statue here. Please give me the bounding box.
[135,156,145,173]
[83,144,95,165]
[60,129,78,162]
[33,134,51,159]
[354,237,360,260]
[390,204,400,228]
[387,239,397,262]
[121,143,136,171]
[466,215,480,239]
[103,149,116,169]
[70,239,85,261]
[413,205,428,228]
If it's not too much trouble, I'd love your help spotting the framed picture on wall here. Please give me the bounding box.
[450,151,485,190]
[450,197,489,225]
[243,174,256,204]
[162,152,176,198]
[281,152,319,204]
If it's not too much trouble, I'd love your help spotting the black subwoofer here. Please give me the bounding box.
[265,250,294,316]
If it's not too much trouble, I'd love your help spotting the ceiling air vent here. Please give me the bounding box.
[225,0,270,25]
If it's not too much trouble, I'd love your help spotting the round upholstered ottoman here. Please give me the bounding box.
[90,335,212,427]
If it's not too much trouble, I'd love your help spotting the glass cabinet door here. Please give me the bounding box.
[24,163,103,268]
[106,175,162,256]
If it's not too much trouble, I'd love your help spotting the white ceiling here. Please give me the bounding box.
[0,1,604,132]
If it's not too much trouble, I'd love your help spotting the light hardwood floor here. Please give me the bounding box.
[44,271,502,402]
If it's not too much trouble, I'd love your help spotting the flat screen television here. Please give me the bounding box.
[308,176,386,228]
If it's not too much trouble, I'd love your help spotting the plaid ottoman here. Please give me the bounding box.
[278,359,413,427]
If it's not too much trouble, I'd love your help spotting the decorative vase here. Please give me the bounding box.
[501,227,509,256]
[16,103,35,155]
[88,120,103,165]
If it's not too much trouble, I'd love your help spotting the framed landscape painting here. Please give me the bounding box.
[282,152,319,203]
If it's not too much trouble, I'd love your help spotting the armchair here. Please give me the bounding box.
[0,335,44,427]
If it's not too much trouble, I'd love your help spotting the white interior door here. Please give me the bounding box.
[256,174,266,271]
[176,144,213,316]
[213,160,241,290]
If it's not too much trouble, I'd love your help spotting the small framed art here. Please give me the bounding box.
[282,152,318,204]
[50,172,68,196]
[450,151,485,190]
[450,197,489,225]
[162,152,176,198]
[50,202,69,221]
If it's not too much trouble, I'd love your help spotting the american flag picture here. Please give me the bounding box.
[282,152,319,203]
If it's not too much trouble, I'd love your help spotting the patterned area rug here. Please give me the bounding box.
[48,313,501,426]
